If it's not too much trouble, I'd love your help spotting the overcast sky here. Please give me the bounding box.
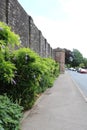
[18,0,87,58]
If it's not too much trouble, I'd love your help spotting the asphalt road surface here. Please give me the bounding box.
[68,70,87,98]
[21,71,87,130]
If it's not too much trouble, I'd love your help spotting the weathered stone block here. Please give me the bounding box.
[7,0,29,47]
[29,16,40,54]
[39,31,46,57]
[0,0,7,22]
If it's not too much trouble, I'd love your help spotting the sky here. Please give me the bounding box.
[18,0,87,58]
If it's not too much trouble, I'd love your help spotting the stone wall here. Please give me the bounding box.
[39,31,46,57]
[29,16,40,54]
[8,0,29,47]
[0,0,52,57]
[0,0,65,72]
[0,0,6,23]
[45,40,49,58]
[53,48,65,73]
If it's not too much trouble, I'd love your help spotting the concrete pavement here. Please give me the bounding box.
[21,71,87,130]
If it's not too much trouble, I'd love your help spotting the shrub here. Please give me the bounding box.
[0,95,23,130]
[0,22,20,94]
[0,22,20,81]
[38,58,59,92]
[7,48,59,110]
[0,22,20,47]
[0,60,16,83]
[0,22,60,110]
[8,48,41,109]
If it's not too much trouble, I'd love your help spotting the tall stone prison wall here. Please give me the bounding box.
[0,0,65,72]
[0,0,53,58]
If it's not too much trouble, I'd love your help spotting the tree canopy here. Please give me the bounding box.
[71,49,83,67]
[65,48,87,68]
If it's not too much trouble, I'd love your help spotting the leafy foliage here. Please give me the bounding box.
[0,22,20,48]
[0,22,20,84]
[0,95,23,130]
[0,60,16,83]
[65,49,74,64]
[65,48,87,68]
[71,49,83,67]
[8,48,59,110]
[83,58,87,68]
[0,21,59,111]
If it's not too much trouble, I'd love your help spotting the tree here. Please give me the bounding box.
[83,58,87,68]
[65,49,74,65]
[71,49,83,67]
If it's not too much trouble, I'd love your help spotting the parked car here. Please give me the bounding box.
[77,68,87,73]
[69,67,76,71]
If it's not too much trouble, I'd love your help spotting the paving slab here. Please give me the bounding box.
[21,71,87,130]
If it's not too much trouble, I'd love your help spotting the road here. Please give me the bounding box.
[68,70,87,98]
[21,71,87,130]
